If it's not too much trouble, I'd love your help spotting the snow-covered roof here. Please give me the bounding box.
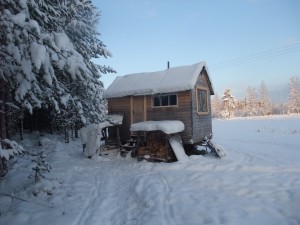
[104,62,213,98]
[96,114,123,129]
[106,114,123,126]
[130,120,185,134]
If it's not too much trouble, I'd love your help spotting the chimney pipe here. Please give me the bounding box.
[167,61,170,69]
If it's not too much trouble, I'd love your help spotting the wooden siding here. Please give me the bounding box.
[107,69,213,145]
[132,96,146,123]
[146,91,193,143]
[107,97,131,141]
[191,70,213,144]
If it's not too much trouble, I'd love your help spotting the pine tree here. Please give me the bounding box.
[211,93,222,118]
[1,0,115,138]
[0,0,46,114]
[221,89,236,118]
[287,76,300,114]
[28,0,115,126]
[61,0,115,125]
[0,0,47,139]
[32,150,51,182]
[245,86,259,116]
[259,81,272,116]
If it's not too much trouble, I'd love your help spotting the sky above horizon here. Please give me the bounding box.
[92,0,300,102]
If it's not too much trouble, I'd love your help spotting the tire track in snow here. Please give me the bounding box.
[74,163,135,225]
[74,160,146,225]
[75,176,102,225]
[134,174,173,225]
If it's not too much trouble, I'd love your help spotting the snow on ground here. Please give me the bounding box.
[169,137,189,163]
[1,116,300,225]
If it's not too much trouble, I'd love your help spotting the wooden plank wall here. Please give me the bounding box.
[107,97,131,141]
[107,69,213,145]
[146,91,193,143]
[191,71,213,144]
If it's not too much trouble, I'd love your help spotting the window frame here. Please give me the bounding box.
[196,86,209,115]
[152,93,178,108]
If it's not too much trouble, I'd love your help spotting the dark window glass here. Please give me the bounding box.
[161,95,169,106]
[197,89,208,112]
[153,94,177,107]
[153,96,161,106]
[169,95,177,105]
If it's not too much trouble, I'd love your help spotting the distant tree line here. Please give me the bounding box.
[212,77,300,118]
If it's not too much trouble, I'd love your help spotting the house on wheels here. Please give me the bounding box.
[103,61,215,154]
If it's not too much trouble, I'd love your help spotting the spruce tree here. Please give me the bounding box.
[259,81,271,116]
[0,0,46,113]
[287,77,300,114]
[28,0,115,126]
[246,87,258,116]
[221,89,236,118]
[1,0,115,143]
[211,93,222,118]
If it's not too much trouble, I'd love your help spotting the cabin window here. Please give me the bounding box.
[152,94,178,107]
[196,87,209,114]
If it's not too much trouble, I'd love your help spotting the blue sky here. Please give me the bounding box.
[92,0,300,101]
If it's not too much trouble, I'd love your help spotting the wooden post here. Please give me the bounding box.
[117,126,120,149]
[135,132,141,157]
[165,134,168,161]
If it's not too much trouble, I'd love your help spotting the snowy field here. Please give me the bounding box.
[1,115,300,225]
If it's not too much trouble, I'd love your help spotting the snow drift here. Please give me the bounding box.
[1,116,300,225]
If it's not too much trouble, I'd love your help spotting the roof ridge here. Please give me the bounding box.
[104,61,212,98]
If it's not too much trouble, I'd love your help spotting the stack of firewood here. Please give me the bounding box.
[137,131,175,161]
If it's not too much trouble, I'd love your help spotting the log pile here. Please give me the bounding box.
[137,131,176,162]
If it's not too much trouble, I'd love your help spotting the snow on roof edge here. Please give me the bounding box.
[104,61,214,99]
[130,120,185,134]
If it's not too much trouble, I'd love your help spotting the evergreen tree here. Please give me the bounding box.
[0,0,48,140]
[287,76,300,114]
[245,86,259,116]
[32,150,51,182]
[28,0,115,126]
[211,93,222,118]
[0,0,46,114]
[0,0,114,138]
[221,89,236,118]
[63,0,115,124]
[259,81,272,116]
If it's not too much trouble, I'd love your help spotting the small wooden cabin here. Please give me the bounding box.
[104,61,214,147]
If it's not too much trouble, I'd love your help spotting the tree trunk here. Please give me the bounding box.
[71,123,75,140]
[35,110,38,131]
[29,113,34,133]
[0,79,7,140]
[0,79,8,177]
[20,110,24,140]
[5,86,12,139]
[64,126,69,143]
[75,122,79,138]
[0,157,8,177]
[50,119,54,134]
